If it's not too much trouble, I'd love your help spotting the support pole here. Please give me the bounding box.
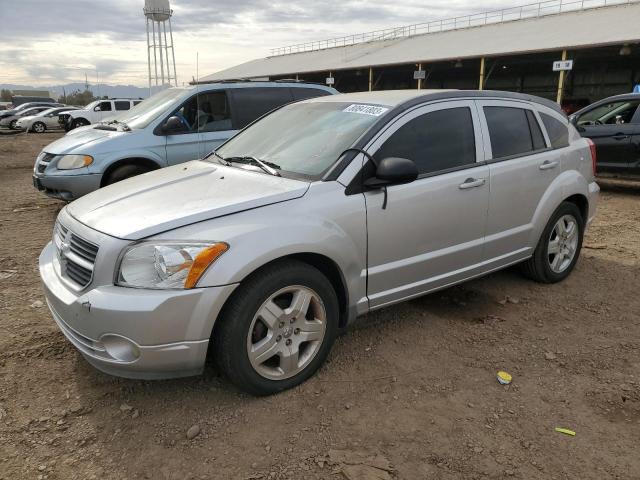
[368,67,373,91]
[417,63,422,90]
[162,22,171,85]
[479,57,486,90]
[556,49,568,104]
[151,20,159,86]
[169,16,178,86]
[158,21,165,86]
[146,18,152,95]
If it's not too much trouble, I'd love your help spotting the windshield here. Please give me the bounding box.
[38,108,58,116]
[109,88,189,129]
[214,101,384,178]
[578,101,639,125]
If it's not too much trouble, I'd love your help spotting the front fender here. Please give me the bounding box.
[91,151,167,174]
[156,182,369,318]
[529,169,590,245]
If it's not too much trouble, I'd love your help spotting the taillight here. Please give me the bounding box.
[586,138,597,176]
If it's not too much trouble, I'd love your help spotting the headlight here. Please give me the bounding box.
[116,242,229,289]
[56,154,93,170]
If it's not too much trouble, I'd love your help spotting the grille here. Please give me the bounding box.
[36,152,56,173]
[53,221,99,289]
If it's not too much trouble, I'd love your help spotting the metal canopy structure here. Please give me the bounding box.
[201,0,640,82]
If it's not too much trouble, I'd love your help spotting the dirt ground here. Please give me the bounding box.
[0,130,639,480]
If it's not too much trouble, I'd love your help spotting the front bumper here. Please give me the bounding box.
[39,241,238,379]
[32,172,102,200]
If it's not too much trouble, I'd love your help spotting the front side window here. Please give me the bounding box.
[484,106,538,159]
[578,100,640,126]
[170,91,231,133]
[98,101,112,112]
[541,113,569,149]
[375,107,476,175]
[114,101,131,111]
[214,101,381,178]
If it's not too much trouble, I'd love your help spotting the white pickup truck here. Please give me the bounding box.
[60,99,143,131]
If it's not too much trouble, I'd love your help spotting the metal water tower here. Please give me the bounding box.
[144,0,177,90]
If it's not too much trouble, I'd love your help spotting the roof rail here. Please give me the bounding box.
[269,0,637,57]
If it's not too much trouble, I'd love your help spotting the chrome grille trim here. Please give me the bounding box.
[36,152,56,173]
[53,221,99,289]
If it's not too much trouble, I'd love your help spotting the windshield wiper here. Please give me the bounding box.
[209,151,231,166]
[224,156,281,177]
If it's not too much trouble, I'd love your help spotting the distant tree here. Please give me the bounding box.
[0,89,12,102]
[59,89,96,106]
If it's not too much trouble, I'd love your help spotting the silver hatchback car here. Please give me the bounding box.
[39,90,599,395]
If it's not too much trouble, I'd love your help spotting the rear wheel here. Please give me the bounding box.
[103,164,151,186]
[214,260,339,396]
[32,122,46,133]
[522,202,584,283]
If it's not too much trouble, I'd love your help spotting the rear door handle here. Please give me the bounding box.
[613,133,630,140]
[458,177,486,189]
[539,160,559,170]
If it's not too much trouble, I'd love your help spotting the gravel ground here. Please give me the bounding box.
[0,131,639,480]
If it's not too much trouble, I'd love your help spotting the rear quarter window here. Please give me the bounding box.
[291,87,332,101]
[540,113,569,149]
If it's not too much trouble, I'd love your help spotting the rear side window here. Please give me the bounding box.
[114,101,131,111]
[291,87,332,101]
[484,106,541,159]
[230,87,294,129]
[540,113,569,149]
[376,107,476,175]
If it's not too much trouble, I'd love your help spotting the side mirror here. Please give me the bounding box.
[364,157,418,188]
[568,114,577,125]
[161,116,187,134]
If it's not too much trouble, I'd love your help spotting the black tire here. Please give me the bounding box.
[9,119,17,129]
[71,118,89,129]
[103,164,150,186]
[214,260,339,396]
[522,201,584,283]
[32,121,46,133]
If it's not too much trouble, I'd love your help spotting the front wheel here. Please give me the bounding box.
[522,202,584,283]
[214,260,339,395]
[32,122,46,133]
[71,118,89,129]
[9,119,17,129]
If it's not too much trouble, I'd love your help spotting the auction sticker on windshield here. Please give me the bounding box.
[343,104,389,116]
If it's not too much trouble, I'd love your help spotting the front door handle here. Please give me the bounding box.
[539,160,559,170]
[458,177,486,189]
[613,133,630,140]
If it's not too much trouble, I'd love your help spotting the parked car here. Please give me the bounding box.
[0,101,62,121]
[0,106,56,129]
[33,81,337,200]
[15,107,79,133]
[569,93,640,178]
[39,89,598,395]
[61,99,144,131]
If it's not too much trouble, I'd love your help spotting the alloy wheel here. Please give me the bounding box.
[247,285,327,380]
[547,214,579,273]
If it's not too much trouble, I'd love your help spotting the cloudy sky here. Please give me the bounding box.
[0,0,522,87]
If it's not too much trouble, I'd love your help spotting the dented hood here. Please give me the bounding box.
[66,160,309,239]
